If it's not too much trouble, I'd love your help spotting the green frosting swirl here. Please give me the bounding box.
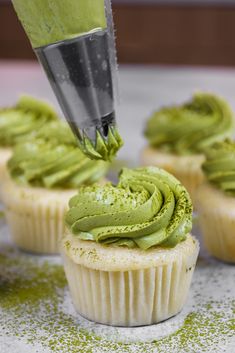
[8,139,109,189]
[35,120,76,145]
[79,126,123,161]
[65,167,192,250]
[0,95,58,147]
[202,139,235,195]
[145,93,234,155]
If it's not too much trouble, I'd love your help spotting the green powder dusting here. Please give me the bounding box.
[0,211,4,219]
[0,252,66,310]
[0,238,234,352]
[151,303,235,352]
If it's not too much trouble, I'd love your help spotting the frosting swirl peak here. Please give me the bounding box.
[202,139,235,195]
[66,167,193,250]
[145,93,234,155]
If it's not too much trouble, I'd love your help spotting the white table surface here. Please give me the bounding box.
[0,61,235,353]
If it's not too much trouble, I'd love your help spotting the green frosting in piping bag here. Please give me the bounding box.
[202,139,235,195]
[12,0,107,48]
[8,138,109,189]
[65,167,192,250]
[0,95,58,147]
[145,93,234,155]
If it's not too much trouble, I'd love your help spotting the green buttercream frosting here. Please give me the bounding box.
[0,95,58,147]
[65,167,192,250]
[145,93,234,155]
[79,126,124,161]
[8,139,109,189]
[202,139,235,195]
[12,0,107,48]
[35,120,76,145]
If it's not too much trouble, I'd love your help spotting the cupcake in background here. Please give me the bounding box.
[61,167,199,327]
[142,93,234,202]
[0,95,58,180]
[1,129,109,254]
[196,140,235,263]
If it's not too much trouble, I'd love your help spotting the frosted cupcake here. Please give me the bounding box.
[0,95,58,180]
[196,140,235,263]
[1,135,109,254]
[62,167,199,327]
[142,93,234,202]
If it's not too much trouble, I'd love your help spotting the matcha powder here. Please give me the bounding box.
[0,224,234,353]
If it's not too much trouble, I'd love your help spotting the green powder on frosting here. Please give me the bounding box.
[0,243,234,353]
[12,0,107,48]
[65,166,192,250]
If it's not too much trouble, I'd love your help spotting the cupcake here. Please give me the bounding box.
[0,95,58,181]
[142,93,234,202]
[1,133,109,254]
[61,167,199,326]
[196,140,235,263]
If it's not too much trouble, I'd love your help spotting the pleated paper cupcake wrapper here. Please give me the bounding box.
[196,183,235,263]
[5,201,70,254]
[141,147,205,204]
[63,249,198,327]
[198,208,235,263]
[1,177,76,254]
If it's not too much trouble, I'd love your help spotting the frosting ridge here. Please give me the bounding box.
[8,139,109,189]
[202,139,235,195]
[0,95,58,147]
[145,93,234,155]
[66,167,192,250]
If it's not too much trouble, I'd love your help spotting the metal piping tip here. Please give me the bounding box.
[76,123,123,161]
[35,28,121,161]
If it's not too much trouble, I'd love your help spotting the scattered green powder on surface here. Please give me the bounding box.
[0,211,4,219]
[0,240,235,352]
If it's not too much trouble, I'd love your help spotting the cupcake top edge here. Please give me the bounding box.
[0,95,59,147]
[144,92,234,156]
[7,137,109,190]
[202,139,235,196]
[65,166,193,251]
[62,233,199,271]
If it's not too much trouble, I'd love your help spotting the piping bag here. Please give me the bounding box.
[12,0,123,161]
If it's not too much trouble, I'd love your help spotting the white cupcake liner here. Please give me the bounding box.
[141,147,205,203]
[1,171,77,254]
[197,183,235,263]
[62,234,199,327]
